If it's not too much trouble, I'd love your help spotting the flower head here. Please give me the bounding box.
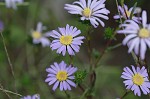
[5,0,24,10]
[64,0,110,28]
[20,94,40,99]
[121,66,150,96]
[114,4,141,22]
[45,61,77,91]
[117,10,150,60]
[31,22,51,47]
[50,24,84,56]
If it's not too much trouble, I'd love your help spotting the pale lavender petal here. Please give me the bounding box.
[122,34,137,45]
[63,81,67,90]
[60,82,64,91]
[142,11,147,28]
[68,67,77,76]
[68,76,75,79]
[45,77,55,82]
[140,39,147,60]
[48,78,57,85]
[66,82,71,90]
[53,81,59,91]
[66,80,76,87]
[67,45,75,55]
[46,68,57,74]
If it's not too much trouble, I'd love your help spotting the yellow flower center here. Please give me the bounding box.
[132,73,144,86]
[83,8,91,17]
[126,11,131,17]
[32,31,42,39]
[56,71,68,81]
[60,35,73,45]
[139,28,150,38]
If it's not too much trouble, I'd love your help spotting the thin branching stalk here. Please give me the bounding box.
[69,55,73,65]
[87,26,93,70]
[94,39,112,68]
[120,91,129,99]
[0,88,22,97]
[0,2,29,6]
[0,83,12,99]
[64,91,71,99]
[0,32,17,93]
[78,84,85,92]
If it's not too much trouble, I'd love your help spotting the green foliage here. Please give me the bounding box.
[104,27,115,39]
[74,70,87,84]
[92,49,101,59]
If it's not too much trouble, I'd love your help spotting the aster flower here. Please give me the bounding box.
[114,4,141,22]
[20,94,40,99]
[31,22,51,47]
[121,66,150,96]
[50,24,84,56]
[45,61,77,91]
[64,0,110,28]
[5,0,24,10]
[117,10,150,60]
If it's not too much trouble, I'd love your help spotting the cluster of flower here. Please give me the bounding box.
[2,0,150,98]
[115,4,150,97]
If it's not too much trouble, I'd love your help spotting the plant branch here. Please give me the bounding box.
[0,2,29,6]
[0,83,12,99]
[0,87,22,97]
[0,32,17,93]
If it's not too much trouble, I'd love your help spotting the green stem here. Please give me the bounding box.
[64,91,71,99]
[106,43,122,52]
[120,91,130,99]
[87,27,93,71]
[80,88,89,99]
[0,84,11,99]
[69,55,73,65]
[0,88,22,97]
[94,39,112,68]
[0,2,29,6]
[78,84,85,92]
[0,32,17,93]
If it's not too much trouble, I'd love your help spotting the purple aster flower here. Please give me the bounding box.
[45,61,77,91]
[31,22,51,47]
[117,10,150,60]
[121,66,150,96]
[50,24,84,56]
[5,0,24,10]
[114,4,141,23]
[64,0,110,28]
[20,94,40,99]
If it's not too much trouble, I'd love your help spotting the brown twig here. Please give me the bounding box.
[78,84,85,92]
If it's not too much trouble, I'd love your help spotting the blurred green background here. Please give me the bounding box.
[0,0,150,99]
